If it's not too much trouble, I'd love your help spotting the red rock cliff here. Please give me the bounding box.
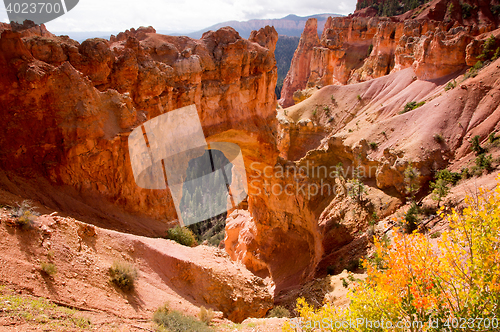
[280,0,500,106]
[278,18,320,108]
[1,21,336,297]
[0,24,278,236]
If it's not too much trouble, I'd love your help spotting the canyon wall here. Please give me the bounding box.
[235,59,500,298]
[0,25,278,236]
[278,18,320,108]
[0,21,326,298]
[0,23,285,320]
[232,0,500,297]
[280,0,499,107]
[2,0,500,305]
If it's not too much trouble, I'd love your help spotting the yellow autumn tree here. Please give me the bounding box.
[284,177,500,332]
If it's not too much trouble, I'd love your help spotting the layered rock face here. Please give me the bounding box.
[0,25,278,235]
[230,0,500,296]
[3,0,500,309]
[240,60,500,297]
[280,16,390,106]
[279,18,320,108]
[0,22,280,320]
[0,20,330,300]
[355,0,499,28]
[279,0,499,107]
[397,0,499,29]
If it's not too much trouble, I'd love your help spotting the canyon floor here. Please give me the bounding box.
[0,186,287,332]
[0,171,498,332]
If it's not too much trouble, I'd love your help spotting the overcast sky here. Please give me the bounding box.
[0,0,356,33]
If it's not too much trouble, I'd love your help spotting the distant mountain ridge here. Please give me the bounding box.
[52,13,343,42]
[175,13,344,39]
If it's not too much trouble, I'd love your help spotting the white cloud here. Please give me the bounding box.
[0,0,356,33]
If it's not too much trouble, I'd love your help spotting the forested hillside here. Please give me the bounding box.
[356,0,428,16]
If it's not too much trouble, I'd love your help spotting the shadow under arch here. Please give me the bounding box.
[179,148,242,244]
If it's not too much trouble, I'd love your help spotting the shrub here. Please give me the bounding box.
[474,153,493,173]
[155,304,169,316]
[380,233,390,248]
[367,44,373,56]
[323,105,331,116]
[347,273,357,282]
[461,167,471,179]
[207,232,224,247]
[447,2,454,14]
[267,305,290,318]
[464,67,478,79]
[166,226,197,247]
[493,4,500,16]
[15,211,36,229]
[489,131,500,145]
[346,258,361,272]
[369,211,379,226]
[400,101,425,114]
[361,181,500,328]
[40,262,57,276]
[444,79,456,91]
[464,61,483,80]
[198,306,215,324]
[430,178,450,207]
[347,177,366,202]
[435,169,461,185]
[109,261,138,291]
[489,132,497,143]
[342,278,349,288]
[430,231,441,239]
[433,133,444,143]
[154,305,213,332]
[404,162,420,200]
[403,202,419,234]
[461,2,473,18]
[478,35,497,61]
[0,287,92,328]
[284,179,500,332]
[356,94,362,101]
[494,47,500,61]
[10,200,39,229]
[470,135,486,155]
[366,237,389,271]
[473,60,484,70]
[369,142,378,150]
[330,95,336,103]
